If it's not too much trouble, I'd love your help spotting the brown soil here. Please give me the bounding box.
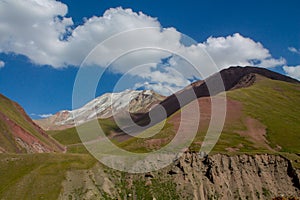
[237,117,273,151]
[168,96,244,135]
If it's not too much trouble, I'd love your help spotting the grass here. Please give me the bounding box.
[190,114,254,153]
[211,131,257,152]
[49,116,176,154]
[48,118,119,145]
[112,171,179,200]
[48,127,82,145]
[47,118,119,154]
[116,119,176,153]
[0,94,61,152]
[227,78,300,153]
[0,153,96,200]
[66,144,90,154]
[0,94,38,137]
[0,120,23,153]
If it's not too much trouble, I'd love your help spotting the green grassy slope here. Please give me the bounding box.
[0,154,96,200]
[0,94,62,153]
[47,118,119,153]
[0,95,44,142]
[0,119,24,153]
[115,77,300,154]
[0,153,182,200]
[227,78,300,153]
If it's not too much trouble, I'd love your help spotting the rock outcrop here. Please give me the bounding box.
[59,153,300,199]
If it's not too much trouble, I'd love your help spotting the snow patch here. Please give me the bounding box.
[55,90,153,126]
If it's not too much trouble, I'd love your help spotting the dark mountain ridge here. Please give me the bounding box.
[159,66,299,119]
[122,66,299,137]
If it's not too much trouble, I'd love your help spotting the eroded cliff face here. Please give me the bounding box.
[171,153,299,199]
[59,153,300,200]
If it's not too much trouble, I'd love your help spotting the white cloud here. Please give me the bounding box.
[134,82,184,96]
[38,113,53,118]
[0,0,73,67]
[129,64,191,95]
[283,65,300,80]
[259,57,286,68]
[288,47,300,55]
[0,60,4,68]
[0,0,288,95]
[200,33,286,68]
[0,1,160,67]
[84,31,286,95]
[30,113,53,118]
[0,1,285,69]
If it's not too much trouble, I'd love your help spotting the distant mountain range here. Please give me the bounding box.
[35,90,165,130]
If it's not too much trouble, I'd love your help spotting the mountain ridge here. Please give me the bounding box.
[37,66,300,135]
[0,94,65,153]
[131,66,300,128]
[35,90,165,130]
[47,66,300,155]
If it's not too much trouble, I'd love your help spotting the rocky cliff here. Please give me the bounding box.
[59,153,300,199]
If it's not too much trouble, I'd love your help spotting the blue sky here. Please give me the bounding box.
[0,0,299,119]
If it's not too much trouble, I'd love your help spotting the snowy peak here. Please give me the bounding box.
[35,90,165,130]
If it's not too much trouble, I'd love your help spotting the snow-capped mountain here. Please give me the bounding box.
[35,90,165,130]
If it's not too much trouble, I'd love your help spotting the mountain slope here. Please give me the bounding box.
[131,66,299,127]
[225,76,300,153]
[0,94,64,153]
[48,67,300,155]
[94,68,300,154]
[36,90,165,131]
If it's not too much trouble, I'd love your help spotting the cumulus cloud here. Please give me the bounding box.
[134,81,184,95]
[259,57,286,68]
[199,33,286,68]
[39,113,53,118]
[0,0,289,94]
[0,60,4,68]
[130,64,191,95]
[283,65,300,80]
[0,1,160,67]
[83,30,286,95]
[0,0,285,69]
[0,0,73,66]
[31,113,53,118]
[288,47,300,55]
